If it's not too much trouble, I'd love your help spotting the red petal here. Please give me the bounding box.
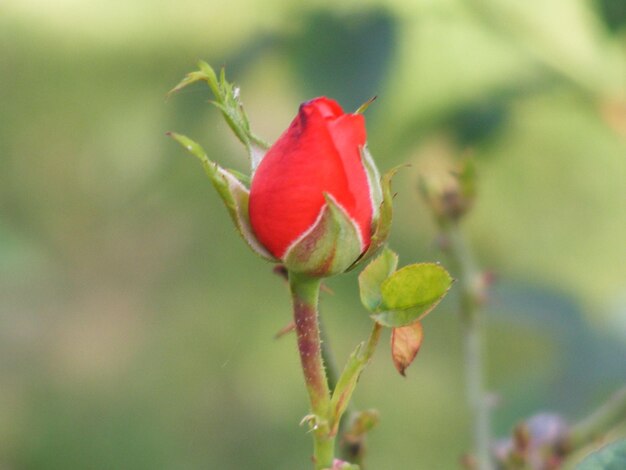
[249,101,348,258]
[327,113,371,248]
[249,98,372,259]
[308,97,343,119]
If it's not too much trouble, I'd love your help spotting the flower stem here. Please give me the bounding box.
[319,318,339,392]
[440,222,493,470]
[319,320,352,448]
[289,272,334,470]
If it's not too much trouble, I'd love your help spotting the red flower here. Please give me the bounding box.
[249,97,374,264]
[170,91,389,277]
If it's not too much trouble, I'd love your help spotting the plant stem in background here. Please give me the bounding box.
[289,272,334,469]
[439,221,492,470]
[560,386,626,456]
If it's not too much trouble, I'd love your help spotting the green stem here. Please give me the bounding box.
[441,222,492,470]
[330,322,383,437]
[321,316,381,466]
[561,386,626,454]
[319,318,340,392]
[289,272,334,470]
[463,308,491,470]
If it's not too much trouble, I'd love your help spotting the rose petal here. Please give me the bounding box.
[327,113,371,248]
[310,97,343,119]
[249,98,371,259]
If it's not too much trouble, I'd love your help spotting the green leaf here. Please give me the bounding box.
[328,324,382,437]
[211,101,251,148]
[168,62,268,171]
[329,342,365,434]
[167,132,274,261]
[371,263,452,327]
[167,71,213,98]
[196,61,220,97]
[283,194,362,277]
[381,263,452,310]
[358,247,398,311]
[577,440,626,470]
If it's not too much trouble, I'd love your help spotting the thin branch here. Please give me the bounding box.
[560,386,626,456]
[439,221,493,470]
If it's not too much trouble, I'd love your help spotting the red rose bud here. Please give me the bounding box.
[169,95,392,276]
[249,97,382,277]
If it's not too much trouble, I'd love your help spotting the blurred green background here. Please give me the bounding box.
[1,0,625,468]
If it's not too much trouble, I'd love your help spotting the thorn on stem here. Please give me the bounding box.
[272,265,289,280]
[274,321,295,339]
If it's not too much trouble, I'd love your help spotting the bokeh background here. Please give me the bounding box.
[1,0,625,468]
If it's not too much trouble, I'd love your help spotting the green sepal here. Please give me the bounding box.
[371,263,453,327]
[167,132,275,261]
[226,168,251,186]
[168,68,218,98]
[283,194,362,277]
[361,146,382,221]
[354,95,377,115]
[358,247,398,312]
[370,165,401,252]
[168,61,268,172]
[347,165,401,271]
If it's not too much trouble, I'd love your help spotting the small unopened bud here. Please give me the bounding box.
[418,153,476,224]
[496,413,569,468]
